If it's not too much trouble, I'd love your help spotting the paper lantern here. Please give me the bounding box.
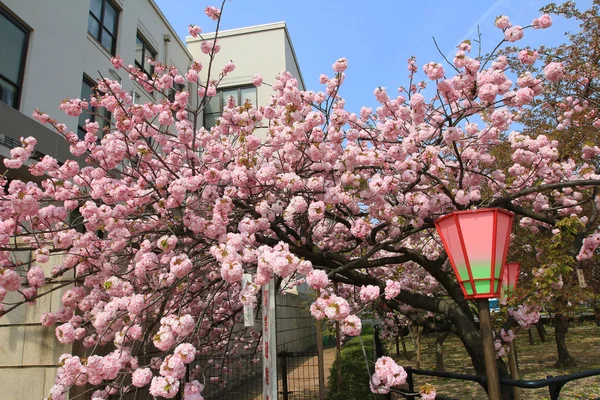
[503,262,520,292]
[435,209,514,299]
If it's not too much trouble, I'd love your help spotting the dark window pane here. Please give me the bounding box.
[101,29,114,53]
[204,97,218,114]
[204,113,219,129]
[135,36,144,67]
[143,57,153,77]
[79,80,95,136]
[88,14,100,38]
[89,0,102,19]
[0,12,27,83]
[0,76,17,108]
[103,2,117,34]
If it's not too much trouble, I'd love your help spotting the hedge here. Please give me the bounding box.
[326,326,385,400]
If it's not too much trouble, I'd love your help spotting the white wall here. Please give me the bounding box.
[187,22,304,108]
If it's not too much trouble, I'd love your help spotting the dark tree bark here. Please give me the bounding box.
[435,331,450,371]
[528,327,535,345]
[535,320,547,342]
[400,328,409,359]
[554,313,577,367]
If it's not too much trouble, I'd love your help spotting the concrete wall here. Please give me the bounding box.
[0,249,71,398]
[276,293,316,352]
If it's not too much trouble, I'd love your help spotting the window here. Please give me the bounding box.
[0,8,29,109]
[88,0,119,55]
[78,76,111,140]
[135,33,157,77]
[203,86,257,129]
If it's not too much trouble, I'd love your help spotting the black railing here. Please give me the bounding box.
[372,326,600,400]
[397,366,600,400]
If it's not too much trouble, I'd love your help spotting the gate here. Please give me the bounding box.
[194,350,323,400]
[278,350,321,400]
[195,354,263,400]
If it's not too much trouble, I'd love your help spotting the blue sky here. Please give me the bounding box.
[154,0,591,112]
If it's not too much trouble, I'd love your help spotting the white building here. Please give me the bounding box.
[186,22,306,133]
[0,1,312,397]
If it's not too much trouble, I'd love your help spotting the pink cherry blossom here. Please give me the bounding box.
[532,14,552,29]
[188,25,202,37]
[341,314,362,336]
[360,285,380,302]
[306,270,329,289]
[544,62,565,82]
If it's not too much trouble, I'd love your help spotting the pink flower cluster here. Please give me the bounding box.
[360,285,380,302]
[384,280,401,300]
[532,14,552,29]
[310,292,350,321]
[188,24,202,37]
[509,305,540,329]
[204,6,221,20]
[544,62,565,82]
[370,356,407,394]
[3,136,37,169]
[306,270,329,289]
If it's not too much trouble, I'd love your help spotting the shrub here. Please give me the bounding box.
[326,330,384,400]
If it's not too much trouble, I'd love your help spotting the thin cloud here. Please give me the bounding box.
[444,0,506,61]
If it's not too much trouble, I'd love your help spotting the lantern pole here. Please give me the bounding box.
[477,298,501,400]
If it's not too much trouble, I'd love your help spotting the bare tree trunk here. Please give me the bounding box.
[508,339,521,400]
[535,320,547,342]
[435,331,450,371]
[400,327,409,359]
[528,327,534,345]
[554,313,576,367]
[415,326,422,369]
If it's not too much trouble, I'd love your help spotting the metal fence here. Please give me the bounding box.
[193,354,263,400]
[278,351,320,400]
[193,350,322,400]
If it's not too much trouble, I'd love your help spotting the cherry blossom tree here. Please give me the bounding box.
[2,2,600,400]
[499,0,600,367]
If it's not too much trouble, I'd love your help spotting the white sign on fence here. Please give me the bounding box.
[242,274,255,327]
[262,278,277,400]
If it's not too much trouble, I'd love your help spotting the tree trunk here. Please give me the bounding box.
[435,331,450,372]
[415,325,422,369]
[554,313,576,367]
[535,320,547,342]
[448,304,514,400]
[508,340,521,400]
[528,327,534,345]
[400,327,409,359]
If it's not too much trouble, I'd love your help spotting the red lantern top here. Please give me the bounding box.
[435,209,514,299]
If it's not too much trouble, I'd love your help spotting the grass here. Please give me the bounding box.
[389,322,600,399]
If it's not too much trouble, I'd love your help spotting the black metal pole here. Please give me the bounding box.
[280,351,289,400]
[407,367,415,400]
